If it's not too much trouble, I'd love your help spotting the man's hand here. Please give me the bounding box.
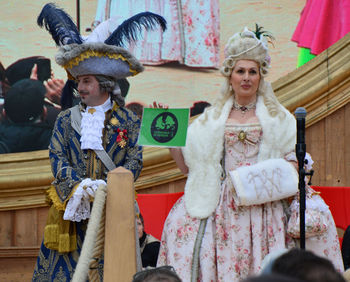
[44,77,64,105]
[30,64,64,106]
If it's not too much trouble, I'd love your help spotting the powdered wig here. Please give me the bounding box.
[94,75,125,107]
[207,26,284,120]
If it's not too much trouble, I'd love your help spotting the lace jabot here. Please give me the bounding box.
[80,98,112,150]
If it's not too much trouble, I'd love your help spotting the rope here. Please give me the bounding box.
[88,204,106,281]
[191,218,208,282]
[72,184,107,282]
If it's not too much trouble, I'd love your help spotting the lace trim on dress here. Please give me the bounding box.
[224,123,262,158]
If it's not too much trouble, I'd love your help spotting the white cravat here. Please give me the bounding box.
[80,98,112,150]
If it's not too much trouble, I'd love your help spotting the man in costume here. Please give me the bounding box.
[32,3,166,281]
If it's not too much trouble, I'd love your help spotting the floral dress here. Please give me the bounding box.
[157,121,343,281]
[94,0,220,68]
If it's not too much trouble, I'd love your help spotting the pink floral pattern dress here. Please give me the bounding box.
[94,0,220,67]
[157,121,343,281]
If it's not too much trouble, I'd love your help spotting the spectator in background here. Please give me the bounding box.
[1,56,64,127]
[5,56,63,106]
[270,248,346,282]
[0,78,53,153]
[344,269,350,282]
[189,101,211,117]
[342,225,350,270]
[0,61,7,104]
[137,213,161,268]
[126,101,147,119]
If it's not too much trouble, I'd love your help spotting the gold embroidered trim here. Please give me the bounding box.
[47,183,79,211]
[63,50,139,76]
[44,206,77,252]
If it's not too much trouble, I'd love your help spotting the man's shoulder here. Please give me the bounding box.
[56,107,74,120]
[113,106,140,123]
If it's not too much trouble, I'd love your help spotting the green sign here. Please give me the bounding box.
[138,108,189,147]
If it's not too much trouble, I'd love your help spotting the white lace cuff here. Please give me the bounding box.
[63,178,107,222]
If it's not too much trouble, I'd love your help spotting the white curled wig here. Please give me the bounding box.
[94,75,125,107]
[202,26,285,122]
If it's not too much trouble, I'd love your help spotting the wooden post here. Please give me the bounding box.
[104,167,136,281]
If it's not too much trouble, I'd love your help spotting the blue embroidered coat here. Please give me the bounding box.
[33,103,143,281]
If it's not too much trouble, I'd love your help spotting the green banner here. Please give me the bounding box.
[138,108,189,147]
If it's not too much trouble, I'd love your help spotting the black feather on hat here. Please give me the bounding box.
[37,3,83,46]
[37,3,167,105]
[104,11,167,47]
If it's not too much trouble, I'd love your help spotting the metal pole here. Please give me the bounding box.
[295,107,307,249]
[76,0,80,33]
[298,162,306,249]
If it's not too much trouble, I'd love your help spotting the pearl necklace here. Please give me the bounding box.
[233,100,256,115]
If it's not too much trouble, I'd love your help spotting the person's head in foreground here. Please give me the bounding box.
[132,265,182,282]
[270,248,346,282]
[241,273,304,282]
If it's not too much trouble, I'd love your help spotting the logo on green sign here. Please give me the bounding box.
[150,112,178,143]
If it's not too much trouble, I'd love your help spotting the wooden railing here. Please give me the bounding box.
[104,167,137,281]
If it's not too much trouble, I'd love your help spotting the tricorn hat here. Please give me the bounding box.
[38,3,166,81]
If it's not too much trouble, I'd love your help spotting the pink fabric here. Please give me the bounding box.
[157,122,343,281]
[94,0,220,68]
[158,123,293,281]
[292,0,350,55]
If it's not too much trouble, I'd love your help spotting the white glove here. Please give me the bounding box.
[63,178,106,222]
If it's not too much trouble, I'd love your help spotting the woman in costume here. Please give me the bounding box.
[156,26,343,281]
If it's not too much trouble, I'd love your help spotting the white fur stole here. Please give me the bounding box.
[182,90,296,219]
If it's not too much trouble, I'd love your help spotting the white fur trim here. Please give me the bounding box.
[256,93,296,162]
[183,96,233,218]
[229,158,298,206]
[183,91,296,219]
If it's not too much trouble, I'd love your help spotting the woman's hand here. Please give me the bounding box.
[149,101,169,109]
[148,101,188,174]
